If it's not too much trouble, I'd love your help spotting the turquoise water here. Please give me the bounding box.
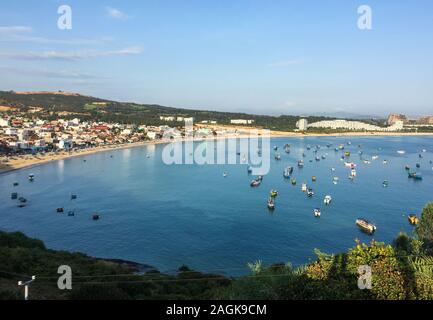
[0,136,432,276]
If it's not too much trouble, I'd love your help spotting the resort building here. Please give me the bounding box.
[230,119,255,125]
[308,119,404,132]
[296,118,308,131]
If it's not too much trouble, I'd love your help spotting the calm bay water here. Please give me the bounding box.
[1,136,432,276]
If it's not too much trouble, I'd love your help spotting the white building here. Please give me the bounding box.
[58,139,73,150]
[159,116,175,122]
[230,119,254,125]
[147,132,158,140]
[0,118,10,127]
[296,118,308,131]
[308,119,404,132]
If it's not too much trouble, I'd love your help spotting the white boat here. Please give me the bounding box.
[324,195,332,205]
[314,208,321,217]
[397,150,406,155]
[351,169,357,177]
[344,162,356,168]
[301,183,308,192]
[28,174,35,181]
[223,172,228,177]
[372,155,379,160]
[356,218,376,234]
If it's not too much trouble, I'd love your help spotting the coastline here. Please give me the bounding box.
[1,130,432,175]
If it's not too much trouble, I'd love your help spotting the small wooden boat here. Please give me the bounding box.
[267,198,275,210]
[356,218,376,234]
[324,195,332,205]
[408,214,419,225]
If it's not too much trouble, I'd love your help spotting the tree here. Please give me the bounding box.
[415,203,433,248]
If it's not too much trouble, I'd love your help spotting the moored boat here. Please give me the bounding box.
[356,218,376,234]
[408,214,419,225]
[267,198,275,210]
[314,208,321,217]
[28,174,35,182]
[324,195,332,205]
[270,190,279,198]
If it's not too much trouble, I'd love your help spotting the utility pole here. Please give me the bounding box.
[18,276,36,300]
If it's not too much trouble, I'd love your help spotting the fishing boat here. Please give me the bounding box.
[408,172,423,180]
[314,208,321,217]
[267,198,275,210]
[301,183,308,192]
[298,160,304,168]
[324,195,332,205]
[356,218,376,234]
[345,162,356,168]
[408,214,419,225]
[11,192,18,200]
[250,179,261,187]
[270,190,279,198]
[307,188,314,197]
[28,174,35,182]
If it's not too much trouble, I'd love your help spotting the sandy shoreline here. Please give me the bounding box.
[1,130,432,175]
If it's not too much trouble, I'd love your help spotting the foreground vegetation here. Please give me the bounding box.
[1,203,433,300]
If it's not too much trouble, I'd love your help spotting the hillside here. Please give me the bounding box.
[0,91,331,130]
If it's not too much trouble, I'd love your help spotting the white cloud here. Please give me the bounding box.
[0,66,100,80]
[0,26,33,34]
[0,46,143,61]
[105,7,129,20]
[269,59,304,67]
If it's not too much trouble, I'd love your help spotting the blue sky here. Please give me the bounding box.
[0,0,432,116]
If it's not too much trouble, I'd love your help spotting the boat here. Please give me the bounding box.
[247,166,253,174]
[314,208,321,217]
[416,163,421,168]
[273,146,278,151]
[404,165,410,171]
[56,208,64,213]
[283,167,292,179]
[363,160,371,164]
[223,172,228,177]
[351,169,357,177]
[312,176,317,182]
[298,160,304,168]
[382,180,389,188]
[408,172,423,180]
[338,145,344,150]
[267,198,275,210]
[92,214,101,221]
[67,211,75,217]
[274,153,281,160]
[270,190,279,198]
[301,183,308,192]
[28,174,35,181]
[397,150,406,155]
[11,192,18,200]
[408,214,419,225]
[307,188,314,197]
[321,155,326,160]
[422,149,427,153]
[372,155,379,160]
[291,178,297,185]
[356,218,376,234]
[315,156,320,161]
[345,162,356,168]
[383,160,388,164]
[71,194,77,200]
[344,151,351,157]
[13,182,19,187]
[324,195,332,205]
[250,179,261,187]
[18,197,27,203]
[419,154,423,159]
[333,177,339,184]
[18,204,26,208]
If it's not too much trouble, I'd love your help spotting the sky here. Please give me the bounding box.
[0,0,432,116]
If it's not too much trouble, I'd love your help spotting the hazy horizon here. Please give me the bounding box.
[1,0,432,116]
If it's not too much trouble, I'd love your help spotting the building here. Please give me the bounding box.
[0,118,10,127]
[230,119,254,125]
[418,116,433,125]
[159,116,175,122]
[296,118,308,131]
[308,119,404,132]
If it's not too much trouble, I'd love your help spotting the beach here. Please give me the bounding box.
[1,129,432,175]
